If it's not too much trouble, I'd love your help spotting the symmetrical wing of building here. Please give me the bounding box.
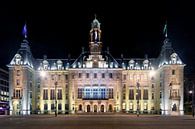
[7,17,185,115]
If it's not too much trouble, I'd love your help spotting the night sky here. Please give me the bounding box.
[0,1,195,73]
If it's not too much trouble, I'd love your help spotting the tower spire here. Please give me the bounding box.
[163,20,168,38]
[22,22,28,39]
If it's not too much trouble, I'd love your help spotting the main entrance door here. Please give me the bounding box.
[94,105,97,112]
[87,105,90,112]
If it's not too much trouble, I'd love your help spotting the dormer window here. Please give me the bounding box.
[43,60,49,70]
[15,54,22,65]
[57,60,62,70]
[143,60,149,69]
[129,60,135,69]
[170,53,177,64]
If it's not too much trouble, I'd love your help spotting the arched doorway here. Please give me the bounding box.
[109,104,113,112]
[94,105,97,112]
[101,105,104,112]
[79,104,82,111]
[87,105,90,112]
[172,104,177,111]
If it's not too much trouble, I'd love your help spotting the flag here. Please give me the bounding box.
[22,23,27,38]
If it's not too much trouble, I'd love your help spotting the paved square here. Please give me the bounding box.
[0,114,195,129]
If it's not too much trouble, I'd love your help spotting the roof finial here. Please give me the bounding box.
[22,22,28,39]
[163,20,168,38]
[94,14,97,19]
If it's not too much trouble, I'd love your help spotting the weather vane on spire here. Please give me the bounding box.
[22,23,27,38]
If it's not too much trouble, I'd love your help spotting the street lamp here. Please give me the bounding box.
[189,81,195,118]
[54,80,58,117]
[136,81,140,117]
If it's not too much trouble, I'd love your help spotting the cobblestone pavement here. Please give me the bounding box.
[0,114,195,129]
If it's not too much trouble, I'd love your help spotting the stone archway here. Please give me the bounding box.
[87,105,90,112]
[101,105,104,112]
[108,104,113,112]
[79,104,82,111]
[94,105,97,112]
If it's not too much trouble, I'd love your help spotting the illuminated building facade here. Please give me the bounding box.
[0,68,9,102]
[7,17,185,115]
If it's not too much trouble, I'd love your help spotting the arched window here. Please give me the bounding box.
[129,60,134,69]
[57,60,62,70]
[15,54,22,65]
[170,53,177,64]
[43,60,49,70]
[143,59,149,69]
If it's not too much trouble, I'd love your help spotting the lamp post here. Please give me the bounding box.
[136,81,140,117]
[189,81,195,118]
[54,80,58,117]
[189,81,194,118]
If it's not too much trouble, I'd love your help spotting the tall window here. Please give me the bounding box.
[123,93,126,99]
[44,104,48,110]
[100,88,106,99]
[51,104,55,110]
[94,73,97,78]
[129,89,134,100]
[102,73,105,78]
[152,84,154,88]
[14,89,21,98]
[43,89,48,100]
[108,88,113,99]
[160,91,162,98]
[79,73,82,78]
[143,89,148,100]
[78,88,83,99]
[93,88,98,98]
[86,73,89,78]
[58,103,62,110]
[50,89,55,100]
[85,88,91,99]
[123,75,126,80]
[136,89,141,100]
[16,79,20,85]
[65,75,68,80]
[57,89,62,100]
[66,93,68,100]
[152,92,154,99]
[109,73,113,78]
[58,75,61,80]
[72,74,74,79]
